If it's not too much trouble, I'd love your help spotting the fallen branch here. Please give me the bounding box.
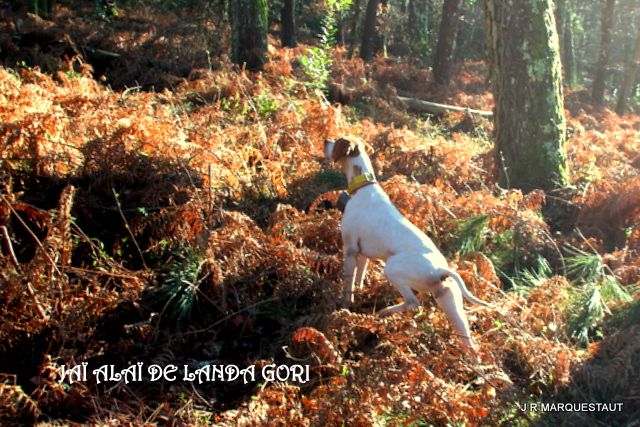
[80,45,121,59]
[397,96,493,117]
[328,83,493,117]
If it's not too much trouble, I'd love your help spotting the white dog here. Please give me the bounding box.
[324,138,488,355]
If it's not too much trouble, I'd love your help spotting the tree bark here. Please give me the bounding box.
[483,0,569,192]
[615,27,640,115]
[360,0,381,61]
[230,0,269,71]
[592,0,616,106]
[280,0,297,48]
[432,0,463,86]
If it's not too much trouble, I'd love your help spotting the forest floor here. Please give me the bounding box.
[0,3,639,426]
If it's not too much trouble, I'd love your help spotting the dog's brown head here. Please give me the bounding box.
[324,138,361,163]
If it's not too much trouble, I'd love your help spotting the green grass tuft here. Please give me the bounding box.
[564,244,632,346]
[454,214,489,255]
[147,247,205,328]
[564,244,604,284]
[511,255,552,294]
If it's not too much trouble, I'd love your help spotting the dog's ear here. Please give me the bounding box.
[331,138,360,162]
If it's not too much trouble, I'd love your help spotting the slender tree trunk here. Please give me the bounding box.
[280,0,297,48]
[616,27,640,115]
[230,0,269,71]
[374,0,389,56]
[360,0,381,61]
[432,0,463,85]
[592,0,616,106]
[556,0,577,88]
[563,3,578,88]
[555,0,566,54]
[483,0,569,192]
[336,9,347,46]
[348,0,363,58]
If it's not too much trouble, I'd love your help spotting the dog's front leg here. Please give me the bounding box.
[342,247,358,307]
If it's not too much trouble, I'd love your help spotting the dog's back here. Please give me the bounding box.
[341,184,446,265]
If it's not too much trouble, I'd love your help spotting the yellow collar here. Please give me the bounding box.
[347,173,377,195]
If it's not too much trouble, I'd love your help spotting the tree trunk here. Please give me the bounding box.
[360,0,381,61]
[348,0,363,58]
[432,0,463,85]
[483,0,569,192]
[615,27,640,115]
[592,0,616,106]
[563,3,577,88]
[556,0,578,88]
[555,0,565,54]
[374,0,389,56]
[280,0,297,48]
[336,19,346,46]
[230,0,269,71]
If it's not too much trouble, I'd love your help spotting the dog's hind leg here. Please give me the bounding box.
[378,255,420,317]
[354,255,369,290]
[432,281,478,355]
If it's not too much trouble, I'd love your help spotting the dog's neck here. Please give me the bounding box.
[344,157,377,195]
[344,156,376,188]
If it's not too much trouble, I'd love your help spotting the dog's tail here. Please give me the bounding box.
[439,269,489,306]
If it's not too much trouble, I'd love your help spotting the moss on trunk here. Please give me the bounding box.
[484,0,569,192]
